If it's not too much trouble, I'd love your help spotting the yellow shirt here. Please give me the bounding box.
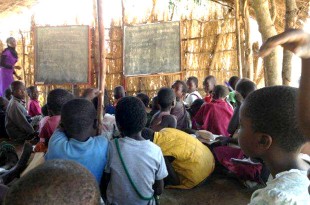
[154,128,215,189]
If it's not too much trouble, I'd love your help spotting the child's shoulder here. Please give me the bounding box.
[250,169,310,204]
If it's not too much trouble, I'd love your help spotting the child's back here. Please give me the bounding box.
[105,96,167,205]
[45,99,108,183]
[194,85,233,136]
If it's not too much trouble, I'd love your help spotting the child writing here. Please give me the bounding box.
[103,96,168,205]
[45,99,108,183]
[203,75,216,103]
[184,76,202,107]
[150,88,177,131]
[194,85,233,136]
[142,127,215,189]
[34,89,74,152]
[26,86,41,117]
[171,80,191,130]
[238,86,310,204]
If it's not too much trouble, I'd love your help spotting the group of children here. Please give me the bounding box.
[0,29,309,204]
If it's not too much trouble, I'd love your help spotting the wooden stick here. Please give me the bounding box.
[96,0,106,134]
[235,0,243,78]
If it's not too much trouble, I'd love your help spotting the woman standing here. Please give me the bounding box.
[0,37,22,97]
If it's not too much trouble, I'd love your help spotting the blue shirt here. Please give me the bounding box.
[45,129,108,183]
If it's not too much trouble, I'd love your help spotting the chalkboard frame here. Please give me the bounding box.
[34,25,92,85]
[123,21,181,77]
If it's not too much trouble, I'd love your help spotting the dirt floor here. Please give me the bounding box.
[6,140,254,205]
[161,174,254,205]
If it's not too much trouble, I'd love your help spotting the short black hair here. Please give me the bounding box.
[41,104,48,116]
[242,86,306,152]
[151,96,159,111]
[213,85,229,99]
[10,81,24,93]
[189,98,204,117]
[4,160,100,205]
[61,99,97,138]
[26,86,36,96]
[47,89,74,114]
[157,88,175,110]
[172,80,188,94]
[236,79,256,99]
[114,86,125,100]
[115,96,147,136]
[203,75,216,86]
[187,76,199,87]
[228,76,240,90]
[4,88,12,100]
[141,128,155,141]
[136,93,150,107]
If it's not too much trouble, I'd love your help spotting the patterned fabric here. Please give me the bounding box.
[249,169,310,205]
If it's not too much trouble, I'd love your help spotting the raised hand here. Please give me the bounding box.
[259,29,310,59]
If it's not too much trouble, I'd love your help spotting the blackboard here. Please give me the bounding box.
[124,22,180,76]
[34,26,90,84]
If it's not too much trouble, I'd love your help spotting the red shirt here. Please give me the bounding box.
[27,99,42,117]
[39,115,61,141]
[194,99,233,136]
[204,95,212,103]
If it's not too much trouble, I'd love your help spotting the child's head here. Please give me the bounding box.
[236,79,257,99]
[151,96,160,111]
[136,93,150,108]
[0,97,9,111]
[172,80,188,100]
[4,88,12,101]
[4,160,100,205]
[114,86,125,100]
[47,89,74,116]
[228,76,240,90]
[186,76,199,93]
[10,81,26,100]
[115,96,147,137]
[26,86,39,100]
[239,86,306,160]
[61,99,97,141]
[157,87,176,111]
[189,99,204,117]
[41,104,48,116]
[212,85,229,100]
[203,75,216,94]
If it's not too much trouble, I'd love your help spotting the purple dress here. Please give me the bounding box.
[0,47,18,97]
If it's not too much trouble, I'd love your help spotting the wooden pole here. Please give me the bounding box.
[235,0,243,78]
[97,0,106,134]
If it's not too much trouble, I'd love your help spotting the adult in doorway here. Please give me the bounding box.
[0,37,22,97]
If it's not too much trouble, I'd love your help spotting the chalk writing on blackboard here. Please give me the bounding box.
[35,26,90,84]
[124,22,180,76]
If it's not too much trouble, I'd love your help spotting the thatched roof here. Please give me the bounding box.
[0,0,38,17]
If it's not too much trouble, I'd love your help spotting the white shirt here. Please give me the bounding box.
[249,169,310,205]
[184,91,202,107]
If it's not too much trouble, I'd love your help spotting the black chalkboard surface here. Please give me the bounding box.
[34,26,90,84]
[124,22,180,76]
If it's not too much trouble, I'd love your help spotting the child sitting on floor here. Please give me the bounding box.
[184,76,202,107]
[45,99,108,183]
[149,88,177,132]
[5,81,36,142]
[171,80,191,130]
[188,99,204,130]
[0,98,9,138]
[227,79,256,137]
[142,127,215,189]
[106,86,125,115]
[103,96,168,205]
[203,75,216,103]
[26,86,41,117]
[34,89,74,152]
[194,85,233,136]
[239,86,310,204]
[4,160,101,205]
[146,96,160,127]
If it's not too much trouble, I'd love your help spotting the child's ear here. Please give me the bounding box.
[257,133,272,150]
